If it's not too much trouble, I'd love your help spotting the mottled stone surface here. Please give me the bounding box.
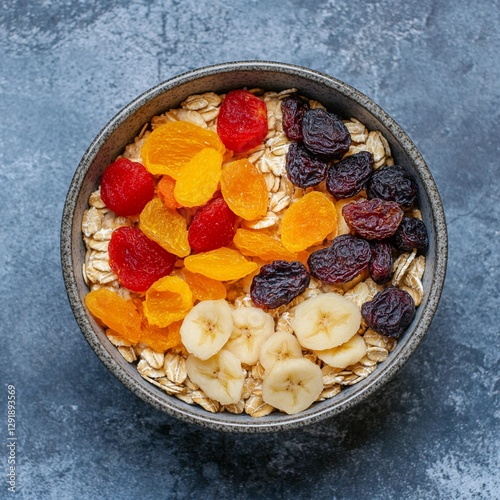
[0,0,498,498]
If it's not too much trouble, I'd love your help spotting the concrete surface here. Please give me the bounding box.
[0,0,498,498]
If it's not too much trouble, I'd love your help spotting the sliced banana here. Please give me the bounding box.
[314,334,367,369]
[180,299,233,360]
[259,331,303,371]
[224,307,275,366]
[262,358,323,415]
[186,350,245,405]
[291,292,361,350]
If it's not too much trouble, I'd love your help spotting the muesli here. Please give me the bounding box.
[82,88,427,416]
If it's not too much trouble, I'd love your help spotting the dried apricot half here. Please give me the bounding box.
[233,228,300,262]
[182,269,227,301]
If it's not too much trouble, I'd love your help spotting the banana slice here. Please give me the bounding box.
[291,293,361,350]
[262,358,323,415]
[224,307,275,365]
[314,334,367,369]
[186,350,245,405]
[259,331,303,371]
[180,299,233,360]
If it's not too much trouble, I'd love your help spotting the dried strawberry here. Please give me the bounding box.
[109,227,176,292]
[217,90,268,153]
[188,197,237,253]
[101,158,155,216]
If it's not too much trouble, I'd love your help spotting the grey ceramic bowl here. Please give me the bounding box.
[61,61,447,432]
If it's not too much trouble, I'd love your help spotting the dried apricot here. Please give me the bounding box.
[139,198,190,257]
[182,269,227,301]
[174,148,223,207]
[280,191,338,252]
[184,247,258,281]
[141,121,225,178]
[233,228,300,262]
[157,175,182,209]
[85,288,142,343]
[143,275,193,328]
[220,159,268,220]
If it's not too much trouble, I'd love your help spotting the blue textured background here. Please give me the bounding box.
[1,1,499,498]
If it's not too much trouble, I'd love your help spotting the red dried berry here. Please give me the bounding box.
[285,142,328,188]
[326,151,374,199]
[250,261,310,309]
[109,227,176,292]
[308,234,371,284]
[367,165,419,207]
[100,158,155,216]
[302,108,351,160]
[368,241,394,285]
[188,197,237,253]
[393,217,429,252]
[281,94,310,141]
[217,90,268,153]
[342,198,404,240]
[361,287,415,337]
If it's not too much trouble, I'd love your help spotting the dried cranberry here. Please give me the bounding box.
[285,142,328,188]
[281,95,310,141]
[101,158,155,216]
[342,198,404,240]
[250,261,310,309]
[109,227,176,292]
[188,197,237,253]
[302,108,351,160]
[326,151,374,199]
[393,217,429,252]
[368,241,394,285]
[367,165,418,207]
[361,287,415,337]
[308,234,371,284]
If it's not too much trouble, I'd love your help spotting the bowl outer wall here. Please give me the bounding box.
[61,61,448,432]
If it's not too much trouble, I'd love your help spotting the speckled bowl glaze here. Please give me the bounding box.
[61,61,447,432]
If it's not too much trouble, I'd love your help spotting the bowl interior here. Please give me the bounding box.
[61,61,447,432]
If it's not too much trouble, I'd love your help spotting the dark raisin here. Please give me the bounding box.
[393,217,429,251]
[361,287,415,337]
[342,198,404,240]
[281,95,310,141]
[285,142,328,188]
[302,108,351,160]
[326,151,374,199]
[368,241,394,285]
[367,165,419,207]
[308,234,371,284]
[250,260,310,309]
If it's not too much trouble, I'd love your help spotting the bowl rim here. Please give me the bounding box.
[61,60,448,432]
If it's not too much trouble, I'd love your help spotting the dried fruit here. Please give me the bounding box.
[280,191,338,252]
[285,142,328,188]
[184,247,258,281]
[326,151,373,199]
[308,234,371,284]
[173,148,223,207]
[85,288,142,343]
[141,121,225,178]
[367,165,419,207]
[342,198,403,240]
[361,287,415,337]
[233,228,300,262]
[217,90,268,153]
[140,320,183,352]
[100,158,154,216]
[281,94,310,141]
[109,227,176,292]
[182,269,227,301]
[393,217,429,251]
[157,175,182,209]
[250,260,310,309]
[220,159,268,220]
[188,197,236,253]
[143,275,193,328]
[139,198,190,257]
[302,108,351,160]
[368,241,394,285]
